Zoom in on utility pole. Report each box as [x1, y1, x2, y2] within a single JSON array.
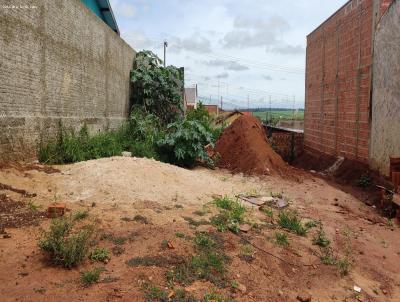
[[247, 94, 250, 112], [269, 95, 272, 124], [292, 95, 296, 120], [220, 96, 223, 112], [217, 79, 220, 102], [163, 41, 168, 67]]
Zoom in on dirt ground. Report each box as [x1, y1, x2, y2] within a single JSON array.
[[0, 157, 399, 302]]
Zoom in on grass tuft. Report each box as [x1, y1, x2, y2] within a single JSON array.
[[277, 210, 307, 236], [313, 227, 331, 248], [211, 196, 246, 233], [274, 232, 289, 247], [81, 268, 102, 286], [73, 210, 89, 221]]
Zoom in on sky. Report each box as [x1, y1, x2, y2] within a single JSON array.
[[110, 0, 348, 109]]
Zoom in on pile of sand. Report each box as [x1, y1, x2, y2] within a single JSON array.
[[215, 115, 289, 176], [0, 157, 259, 206]]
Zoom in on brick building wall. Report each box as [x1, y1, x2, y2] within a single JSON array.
[[304, 0, 378, 163], [370, 0, 400, 175], [0, 0, 136, 160]]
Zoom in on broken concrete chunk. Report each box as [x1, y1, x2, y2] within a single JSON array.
[[353, 285, 362, 293]]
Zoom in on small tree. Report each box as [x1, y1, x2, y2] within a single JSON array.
[[130, 50, 184, 124]]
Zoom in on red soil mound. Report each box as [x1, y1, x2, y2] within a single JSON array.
[[215, 115, 289, 176]]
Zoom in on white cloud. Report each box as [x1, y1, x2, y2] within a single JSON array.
[[169, 34, 212, 54], [110, 0, 137, 18], [202, 59, 249, 71], [123, 30, 154, 49], [215, 72, 229, 79]]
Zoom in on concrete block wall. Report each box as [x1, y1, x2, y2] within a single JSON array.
[[304, 0, 375, 163], [370, 0, 400, 175], [0, 0, 136, 160]]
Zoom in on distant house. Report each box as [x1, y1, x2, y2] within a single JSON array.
[[184, 87, 198, 111], [203, 105, 220, 115], [81, 0, 119, 34]]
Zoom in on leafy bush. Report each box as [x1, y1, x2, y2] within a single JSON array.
[[157, 119, 215, 168], [39, 218, 94, 268], [89, 247, 110, 263], [130, 50, 184, 124], [186, 103, 223, 141]]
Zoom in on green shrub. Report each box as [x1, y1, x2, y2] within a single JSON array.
[[278, 210, 307, 236], [89, 247, 109, 263], [39, 218, 94, 268], [186, 103, 224, 141], [130, 50, 184, 125], [157, 119, 215, 168], [81, 268, 102, 286]]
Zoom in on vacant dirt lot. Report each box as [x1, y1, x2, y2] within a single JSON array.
[[0, 157, 399, 302]]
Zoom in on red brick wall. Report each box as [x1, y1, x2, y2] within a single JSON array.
[[304, 0, 376, 163]]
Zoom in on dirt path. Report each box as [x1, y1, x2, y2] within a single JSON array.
[[0, 157, 399, 302]]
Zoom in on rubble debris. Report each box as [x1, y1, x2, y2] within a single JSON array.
[[239, 224, 252, 232], [325, 156, 345, 175], [215, 115, 290, 176], [353, 285, 362, 293], [0, 183, 36, 198], [237, 195, 266, 206], [47, 203, 66, 218], [0, 194, 46, 229]]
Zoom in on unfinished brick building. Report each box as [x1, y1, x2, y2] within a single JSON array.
[[304, 0, 399, 175]]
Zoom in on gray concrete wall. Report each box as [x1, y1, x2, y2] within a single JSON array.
[[370, 0, 400, 175], [0, 0, 136, 160]]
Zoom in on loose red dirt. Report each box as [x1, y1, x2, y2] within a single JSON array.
[[215, 115, 290, 176]]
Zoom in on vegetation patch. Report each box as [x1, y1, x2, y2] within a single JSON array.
[[182, 216, 210, 227], [73, 210, 89, 221], [274, 232, 289, 247], [39, 217, 94, 268], [313, 227, 331, 248], [142, 283, 230, 302], [211, 196, 246, 233], [133, 215, 150, 224], [100, 233, 128, 245], [81, 268, 103, 286], [277, 210, 307, 236], [89, 247, 110, 263], [167, 232, 229, 288], [239, 244, 255, 262], [126, 255, 185, 268]]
